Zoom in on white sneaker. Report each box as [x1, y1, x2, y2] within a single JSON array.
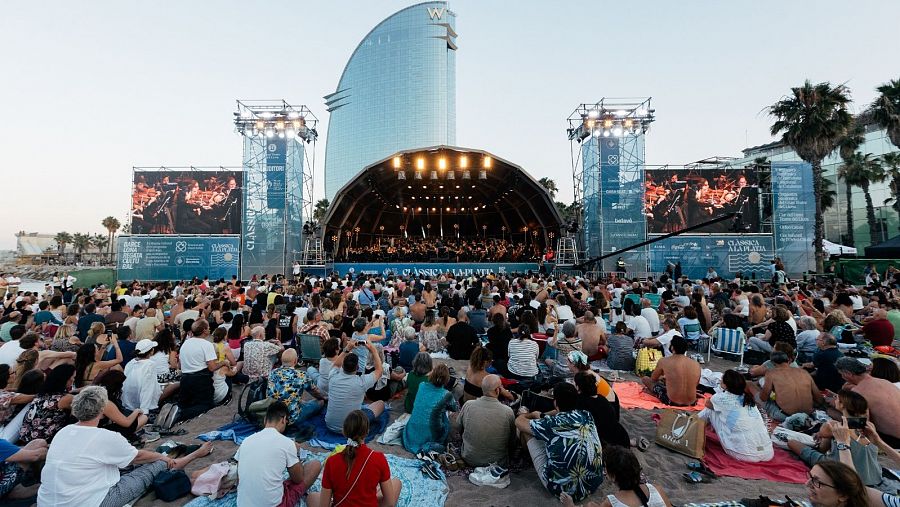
[[468, 463, 510, 489]]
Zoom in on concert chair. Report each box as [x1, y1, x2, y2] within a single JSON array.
[[298, 334, 322, 365], [707, 326, 747, 366]]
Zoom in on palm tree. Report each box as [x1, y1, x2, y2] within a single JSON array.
[[871, 78, 900, 149], [769, 80, 853, 273], [820, 177, 837, 213], [839, 152, 886, 245], [313, 199, 330, 223], [91, 234, 109, 263], [881, 152, 900, 229], [101, 216, 120, 260], [72, 233, 91, 262], [54, 232, 72, 261], [538, 177, 558, 200]]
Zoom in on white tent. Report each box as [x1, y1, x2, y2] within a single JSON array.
[[823, 239, 857, 256]]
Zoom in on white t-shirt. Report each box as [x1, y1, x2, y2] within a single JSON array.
[[37, 424, 138, 507], [235, 427, 300, 507], [174, 309, 200, 328], [627, 315, 653, 339], [122, 359, 161, 412], [641, 308, 660, 334], [0, 340, 26, 368], [150, 351, 171, 376], [655, 329, 682, 357], [555, 305, 575, 322], [123, 317, 140, 336], [849, 295, 864, 311], [180, 336, 216, 374]]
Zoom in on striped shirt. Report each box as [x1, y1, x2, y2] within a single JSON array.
[[507, 338, 539, 377]]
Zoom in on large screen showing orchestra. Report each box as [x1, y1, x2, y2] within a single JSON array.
[[131, 170, 243, 235], [644, 168, 760, 234]]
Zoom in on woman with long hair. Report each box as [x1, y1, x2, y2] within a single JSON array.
[[306, 410, 401, 507], [74, 335, 123, 388], [19, 363, 76, 443], [506, 324, 539, 381], [700, 369, 773, 462], [227, 313, 249, 359], [805, 461, 868, 507], [92, 369, 148, 440], [420, 311, 444, 353], [560, 445, 672, 507], [463, 347, 512, 403], [403, 363, 459, 454], [437, 306, 456, 336], [150, 327, 181, 384]]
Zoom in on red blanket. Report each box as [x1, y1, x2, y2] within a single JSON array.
[[703, 426, 808, 484], [615, 381, 709, 411]]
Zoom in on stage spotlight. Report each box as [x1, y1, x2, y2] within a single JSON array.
[[285, 128, 296, 138], [277, 131, 285, 139], [287, 111, 301, 119], [447, 171, 455, 180], [255, 120, 265, 130], [624, 119, 634, 129], [417, 207, 422, 212], [439, 185, 444, 189], [414, 171, 423, 180], [603, 118, 614, 129], [467, 196, 472, 199], [588, 109, 600, 119], [260, 112, 274, 119], [407, 185, 412, 189], [615, 109, 627, 117], [397, 171, 406, 180], [479, 170, 487, 180], [265, 128, 275, 138], [430, 171, 438, 180], [403, 207, 408, 211], [459, 155, 468, 168], [431, 207, 436, 212], [416, 157, 425, 170], [461, 171, 471, 180], [483, 156, 492, 169], [613, 127, 623, 137], [593, 129, 601, 137], [439, 196, 444, 199], [602, 130, 611, 137], [438, 157, 447, 170], [275, 120, 285, 130], [392, 156, 402, 168], [455, 185, 460, 189], [461, 207, 465, 211], [446, 207, 450, 212]]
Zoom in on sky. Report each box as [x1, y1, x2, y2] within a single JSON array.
[[2, 0, 898, 250]]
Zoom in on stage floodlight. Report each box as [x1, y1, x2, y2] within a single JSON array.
[[593, 129, 601, 137], [602, 129, 611, 137], [438, 157, 447, 170], [265, 128, 275, 138], [397, 171, 406, 180], [275, 120, 285, 130], [603, 118, 614, 129], [479, 170, 487, 180], [459, 155, 468, 168], [588, 109, 600, 119], [416, 157, 425, 170], [461, 170, 471, 180], [255, 120, 265, 130], [430, 171, 438, 180], [414, 171, 423, 180], [431, 207, 436, 212], [277, 131, 285, 139], [482, 156, 492, 169], [403, 207, 408, 211], [417, 207, 422, 212], [447, 171, 455, 180], [446, 207, 450, 212], [392, 156, 402, 169], [291, 119, 303, 130], [285, 128, 296, 138], [615, 109, 627, 117], [624, 118, 634, 129], [613, 127, 623, 137]]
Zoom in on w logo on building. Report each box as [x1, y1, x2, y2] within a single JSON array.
[[427, 6, 445, 20]]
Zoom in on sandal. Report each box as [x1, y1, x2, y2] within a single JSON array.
[[438, 453, 461, 471], [636, 437, 650, 452], [421, 461, 442, 480], [687, 461, 717, 478], [683, 471, 704, 484]]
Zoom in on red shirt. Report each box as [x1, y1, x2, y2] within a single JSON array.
[[863, 318, 895, 347], [322, 445, 390, 507]]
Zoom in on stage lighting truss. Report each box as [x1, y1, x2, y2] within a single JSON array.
[[234, 100, 319, 143], [566, 98, 655, 143], [392, 152, 491, 181]]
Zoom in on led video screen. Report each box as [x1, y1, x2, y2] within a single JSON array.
[[131, 170, 242, 235]]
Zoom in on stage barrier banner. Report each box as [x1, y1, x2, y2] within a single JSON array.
[[332, 263, 540, 277], [598, 137, 647, 272], [266, 137, 286, 209], [772, 162, 815, 275], [116, 236, 240, 281], [648, 235, 774, 280]]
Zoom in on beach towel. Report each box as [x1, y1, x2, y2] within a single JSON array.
[[197, 420, 260, 445], [703, 426, 808, 484], [615, 381, 710, 411], [306, 409, 390, 450], [184, 452, 447, 507], [378, 413, 409, 445]]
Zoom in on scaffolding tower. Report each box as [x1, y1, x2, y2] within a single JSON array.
[[567, 98, 655, 274], [234, 100, 318, 277]]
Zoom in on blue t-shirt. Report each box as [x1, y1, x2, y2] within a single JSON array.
[[0, 438, 20, 462], [33, 310, 61, 326], [103, 340, 136, 367]]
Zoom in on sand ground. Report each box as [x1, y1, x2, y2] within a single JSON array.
[[135, 355, 809, 506]]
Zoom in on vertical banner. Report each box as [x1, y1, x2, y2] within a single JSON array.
[[772, 161, 815, 276], [266, 137, 286, 209], [598, 137, 647, 272]]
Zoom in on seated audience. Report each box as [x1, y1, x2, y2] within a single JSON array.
[[235, 401, 321, 507], [805, 332, 844, 393], [458, 374, 516, 467], [74, 333, 123, 388], [516, 382, 604, 502], [759, 351, 823, 422], [804, 461, 869, 507], [325, 342, 384, 433], [485, 313, 513, 375], [315, 338, 340, 396], [606, 322, 636, 371], [404, 352, 432, 414], [403, 364, 459, 454], [640, 336, 701, 406], [19, 364, 76, 444], [37, 386, 211, 506], [546, 321, 582, 377], [445, 311, 479, 360], [178, 320, 227, 422], [856, 309, 895, 347], [307, 410, 401, 507], [869, 357, 899, 388], [700, 370, 773, 462], [0, 437, 46, 501], [241, 326, 283, 380], [574, 371, 630, 448], [507, 325, 540, 381], [93, 370, 148, 441], [560, 445, 673, 507], [267, 349, 325, 426], [463, 347, 513, 403], [122, 339, 168, 415], [837, 357, 900, 448], [794, 316, 821, 363]]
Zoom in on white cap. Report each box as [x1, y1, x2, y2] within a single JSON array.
[[135, 339, 158, 354]]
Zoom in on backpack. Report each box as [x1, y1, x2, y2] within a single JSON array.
[[237, 377, 269, 426], [153, 469, 192, 502]]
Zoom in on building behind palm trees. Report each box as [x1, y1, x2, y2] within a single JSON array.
[[729, 119, 897, 251]]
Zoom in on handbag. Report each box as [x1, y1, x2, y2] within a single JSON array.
[[655, 409, 706, 458], [153, 469, 192, 502], [635, 347, 661, 376]]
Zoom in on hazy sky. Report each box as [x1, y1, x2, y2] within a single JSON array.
[[2, 1, 897, 250]]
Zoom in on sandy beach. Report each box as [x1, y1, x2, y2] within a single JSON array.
[[134, 355, 811, 506]]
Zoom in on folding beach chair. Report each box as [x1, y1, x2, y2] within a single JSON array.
[[707, 327, 747, 366]]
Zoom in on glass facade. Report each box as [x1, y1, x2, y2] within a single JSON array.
[[734, 125, 898, 250], [323, 1, 457, 200]]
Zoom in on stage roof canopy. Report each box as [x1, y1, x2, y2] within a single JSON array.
[[323, 146, 563, 244]]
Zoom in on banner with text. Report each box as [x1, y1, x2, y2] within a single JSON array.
[[266, 137, 286, 209], [772, 161, 815, 275], [648, 235, 774, 280], [598, 137, 647, 272], [116, 236, 240, 281], [332, 263, 540, 278]]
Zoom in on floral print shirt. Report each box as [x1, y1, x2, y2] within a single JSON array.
[[530, 409, 604, 502]]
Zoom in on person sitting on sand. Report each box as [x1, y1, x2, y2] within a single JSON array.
[[403, 363, 459, 454], [458, 373, 515, 467], [236, 401, 321, 507], [577, 312, 607, 359], [560, 445, 672, 507], [37, 386, 213, 506], [324, 342, 384, 433], [574, 371, 631, 448], [267, 349, 325, 427], [640, 336, 701, 406], [516, 382, 604, 502], [836, 357, 900, 448], [758, 351, 823, 422], [700, 369, 773, 462], [0, 437, 47, 501]]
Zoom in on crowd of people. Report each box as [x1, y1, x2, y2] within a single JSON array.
[[338, 237, 540, 263], [0, 261, 898, 506]]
